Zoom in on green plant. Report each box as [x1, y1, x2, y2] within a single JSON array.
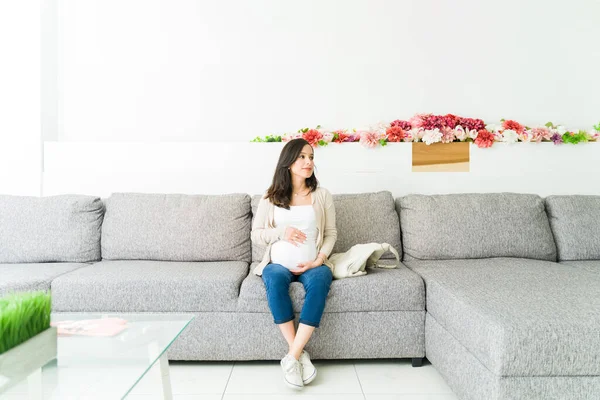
[[0, 291, 52, 354], [562, 130, 591, 145], [251, 134, 282, 142]]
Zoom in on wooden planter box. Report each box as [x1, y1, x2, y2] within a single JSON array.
[[0, 327, 57, 395], [412, 142, 470, 172]]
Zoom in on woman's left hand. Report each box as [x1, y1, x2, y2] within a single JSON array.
[[292, 257, 324, 275]]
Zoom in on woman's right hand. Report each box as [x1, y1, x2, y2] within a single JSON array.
[[284, 227, 306, 246]]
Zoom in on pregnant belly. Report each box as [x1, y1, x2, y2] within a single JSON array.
[[270, 240, 317, 270]]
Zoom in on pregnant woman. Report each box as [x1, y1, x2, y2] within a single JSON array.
[[251, 138, 337, 389]]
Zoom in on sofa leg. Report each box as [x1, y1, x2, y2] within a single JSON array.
[[411, 357, 424, 367]]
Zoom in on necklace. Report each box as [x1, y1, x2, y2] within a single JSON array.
[[293, 189, 310, 197]]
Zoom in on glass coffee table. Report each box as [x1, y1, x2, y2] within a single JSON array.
[[1, 313, 193, 400]]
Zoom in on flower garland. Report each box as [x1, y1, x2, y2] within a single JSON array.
[[251, 114, 600, 149]]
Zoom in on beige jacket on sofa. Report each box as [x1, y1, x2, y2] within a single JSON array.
[[251, 187, 338, 276]]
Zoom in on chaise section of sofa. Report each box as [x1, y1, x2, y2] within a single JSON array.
[[240, 191, 426, 360], [0, 194, 104, 296], [397, 193, 600, 400]]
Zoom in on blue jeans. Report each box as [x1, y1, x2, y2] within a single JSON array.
[[262, 263, 333, 328]]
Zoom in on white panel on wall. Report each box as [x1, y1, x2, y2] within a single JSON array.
[[56, 0, 600, 142], [43, 142, 600, 198], [0, 144, 42, 196], [0, 2, 41, 144], [0, 3, 42, 196]]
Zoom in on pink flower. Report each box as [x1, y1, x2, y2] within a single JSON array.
[[390, 120, 412, 130], [460, 117, 486, 131], [409, 114, 428, 129], [502, 120, 525, 134], [386, 126, 406, 142], [530, 127, 551, 142], [302, 129, 323, 147], [441, 127, 455, 143], [282, 132, 301, 142], [359, 130, 383, 148], [474, 129, 495, 148]]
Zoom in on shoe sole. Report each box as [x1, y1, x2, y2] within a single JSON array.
[[303, 369, 317, 385], [284, 378, 304, 390]]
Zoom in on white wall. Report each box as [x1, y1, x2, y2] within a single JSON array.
[[43, 142, 600, 198], [55, 0, 600, 142], [0, 2, 42, 196], [2, 1, 600, 196]]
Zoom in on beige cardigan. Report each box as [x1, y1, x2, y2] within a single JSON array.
[[251, 187, 337, 276]]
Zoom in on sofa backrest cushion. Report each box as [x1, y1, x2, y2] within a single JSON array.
[[545, 195, 600, 261], [251, 191, 402, 262], [0, 195, 104, 263], [397, 193, 557, 261], [101, 193, 251, 262]]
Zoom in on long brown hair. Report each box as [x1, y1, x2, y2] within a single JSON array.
[[265, 138, 318, 209]]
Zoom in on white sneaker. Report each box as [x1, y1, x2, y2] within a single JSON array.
[[281, 354, 304, 390], [299, 350, 317, 384]]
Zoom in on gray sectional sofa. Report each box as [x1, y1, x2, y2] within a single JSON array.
[[1, 191, 599, 400]]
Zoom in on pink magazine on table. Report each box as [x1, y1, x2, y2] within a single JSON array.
[[51, 318, 128, 337]]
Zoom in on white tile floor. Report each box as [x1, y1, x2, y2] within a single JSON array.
[[2, 359, 459, 400]]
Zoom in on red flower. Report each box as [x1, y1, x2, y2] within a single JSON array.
[[302, 129, 323, 147], [390, 120, 412, 130], [460, 117, 486, 131], [502, 119, 525, 134], [333, 131, 350, 143], [421, 114, 446, 130], [474, 129, 495, 148], [442, 114, 460, 129], [386, 126, 406, 142]]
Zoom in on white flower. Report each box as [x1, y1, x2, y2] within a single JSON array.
[[454, 125, 467, 141], [502, 129, 518, 143], [518, 130, 532, 142], [556, 125, 567, 135], [485, 124, 502, 133], [321, 131, 334, 143], [468, 129, 479, 140], [370, 121, 390, 135], [409, 128, 425, 141], [422, 128, 442, 145]]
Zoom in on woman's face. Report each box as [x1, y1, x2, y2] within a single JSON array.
[[289, 144, 314, 180]]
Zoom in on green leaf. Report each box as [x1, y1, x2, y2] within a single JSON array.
[[545, 121, 554, 128], [500, 118, 506, 122], [379, 138, 387, 147], [316, 125, 321, 129], [0, 291, 52, 354], [594, 122, 600, 131], [318, 140, 328, 147]]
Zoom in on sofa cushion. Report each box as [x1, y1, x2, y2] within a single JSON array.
[[101, 193, 251, 262], [0, 263, 88, 297], [404, 258, 600, 376], [238, 262, 424, 313], [397, 193, 557, 261], [545, 195, 600, 261], [0, 195, 103, 263], [560, 260, 600, 276], [252, 191, 402, 262], [51, 260, 249, 312]]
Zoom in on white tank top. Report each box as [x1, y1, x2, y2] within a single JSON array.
[[270, 205, 318, 270]]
